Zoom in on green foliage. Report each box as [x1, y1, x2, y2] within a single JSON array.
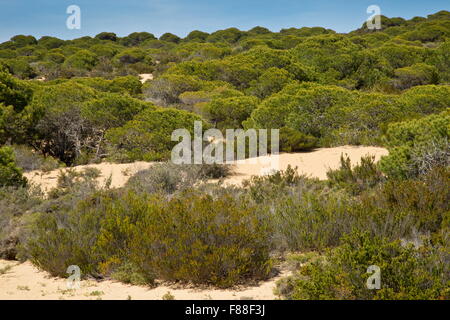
[[327, 155, 385, 195], [380, 110, 449, 179], [144, 73, 204, 106], [204, 96, 259, 129], [0, 68, 33, 111], [64, 50, 98, 71], [25, 189, 273, 288], [82, 94, 151, 130], [392, 63, 439, 90], [10, 35, 37, 47], [159, 33, 181, 43], [0, 146, 27, 187], [98, 191, 273, 287], [23, 82, 99, 164], [278, 231, 449, 300], [106, 107, 206, 162], [249, 67, 293, 98], [185, 30, 210, 42], [95, 32, 118, 42], [0, 186, 42, 259], [120, 32, 156, 47], [376, 167, 449, 233], [279, 127, 317, 152]]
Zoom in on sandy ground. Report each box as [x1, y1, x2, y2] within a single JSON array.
[[24, 161, 153, 194], [138, 73, 153, 83], [0, 260, 286, 300], [24, 146, 388, 193], [225, 145, 389, 184]]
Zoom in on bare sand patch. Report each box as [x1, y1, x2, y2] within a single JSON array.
[[225, 145, 388, 185], [24, 162, 154, 194], [138, 73, 153, 83], [0, 260, 286, 300]]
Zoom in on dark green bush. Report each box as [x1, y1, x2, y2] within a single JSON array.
[[105, 107, 206, 162], [279, 127, 317, 152], [0, 146, 27, 187]]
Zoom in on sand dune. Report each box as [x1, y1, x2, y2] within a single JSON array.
[[24, 161, 153, 194], [226, 145, 389, 184], [24, 146, 388, 193]]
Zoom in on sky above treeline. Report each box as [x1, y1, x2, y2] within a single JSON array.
[[0, 0, 449, 42]]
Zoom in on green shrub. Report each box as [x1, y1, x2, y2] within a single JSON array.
[[23, 189, 114, 277], [279, 127, 317, 152], [380, 110, 449, 179], [375, 166, 449, 233], [326, 154, 385, 195], [127, 192, 273, 287], [12, 144, 61, 172], [276, 231, 449, 300], [24, 187, 273, 288], [110, 261, 151, 286], [0, 186, 42, 259], [125, 162, 206, 195], [105, 107, 207, 162], [392, 63, 439, 90], [125, 162, 230, 195], [0, 146, 27, 187]]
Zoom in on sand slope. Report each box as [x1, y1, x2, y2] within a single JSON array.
[[0, 260, 286, 300], [24, 146, 388, 192], [24, 161, 153, 194], [226, 145, 389, 184]]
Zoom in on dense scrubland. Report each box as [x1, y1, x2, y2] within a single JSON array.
[[0, 11, 449, 299]]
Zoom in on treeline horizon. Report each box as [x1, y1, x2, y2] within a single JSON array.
[[2, 10, 449, 45]]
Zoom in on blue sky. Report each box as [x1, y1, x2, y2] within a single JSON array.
[[0, 0, 448, 42]]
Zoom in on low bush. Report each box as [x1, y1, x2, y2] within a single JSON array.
[[0, 186, 42, 259], [279, 127, 317, 152], [374, 166, 450, 233], [24, 189, 273, 288], [276, 231, 449, 300], [125, 162, 231, 195], [98, 191, 273, 288], [326, 154, 385, 195], [23, 189, 114, 277]]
